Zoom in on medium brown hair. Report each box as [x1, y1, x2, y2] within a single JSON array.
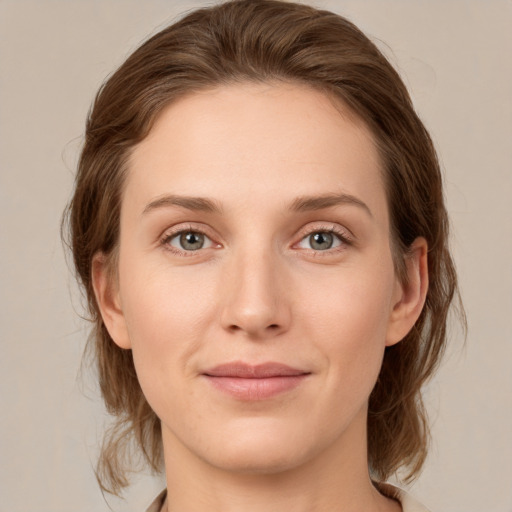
[[64, 0, 464, 495]]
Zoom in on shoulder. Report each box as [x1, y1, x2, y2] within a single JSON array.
[[146, 485, 431, 512], [145, 489, 167, 512], [377, 482, 432, 512]]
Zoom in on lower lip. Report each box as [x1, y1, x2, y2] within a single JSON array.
[[203, 375, 309, 400]]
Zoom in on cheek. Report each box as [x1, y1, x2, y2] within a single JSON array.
[[118, 261, 219, 406], [300, 257, 395, 333], [298, 261, 395, 384], [121, 252, 218, 335]]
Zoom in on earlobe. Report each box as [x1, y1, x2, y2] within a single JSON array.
[[91, 252, 132, 350], [386, 237, 429, 347]]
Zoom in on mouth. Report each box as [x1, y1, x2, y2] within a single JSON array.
[[202, 361, 311, 400]]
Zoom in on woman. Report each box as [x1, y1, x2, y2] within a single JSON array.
[[64, 1, 463, 510]]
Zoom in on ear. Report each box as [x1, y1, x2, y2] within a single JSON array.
[[91, 252, 132, 349], [386, 237, 429, 347]]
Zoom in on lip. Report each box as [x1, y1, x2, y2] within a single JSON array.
[[202, 361, 311, 400]]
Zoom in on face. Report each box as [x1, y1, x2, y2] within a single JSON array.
[[94, 82, 426, 476]]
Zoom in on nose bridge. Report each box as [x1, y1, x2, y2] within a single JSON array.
[[220, 238, 290, 337]]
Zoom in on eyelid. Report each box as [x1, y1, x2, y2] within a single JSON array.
[[292, 223, 354, 251], [160, 223, 222, 255], [158, 221, 354, 256]]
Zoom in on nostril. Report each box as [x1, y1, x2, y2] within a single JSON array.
[[227, 323, 280, 333]]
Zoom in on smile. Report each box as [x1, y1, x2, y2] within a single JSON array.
[[202, 362, 311, 400]]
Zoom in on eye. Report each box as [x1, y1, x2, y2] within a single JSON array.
[[297, 230, 344, 251], [165, 230, 214, 252]]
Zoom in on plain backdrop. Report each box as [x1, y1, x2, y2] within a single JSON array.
[[1, 1, 511, 511]]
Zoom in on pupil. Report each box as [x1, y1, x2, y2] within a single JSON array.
[[310, 232, 333, 250], [180, 232, 204, 250]]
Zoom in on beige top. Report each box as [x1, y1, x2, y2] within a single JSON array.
[[145, 484, 430, 512], [378, 483, 431, 512]]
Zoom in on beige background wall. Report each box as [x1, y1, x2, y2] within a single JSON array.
[[1, 1, 510, 511]]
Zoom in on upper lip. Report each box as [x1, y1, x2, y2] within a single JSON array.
[[203, 361, 309, 378]]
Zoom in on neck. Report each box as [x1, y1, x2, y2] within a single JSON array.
[[160, 408, 400, 512]]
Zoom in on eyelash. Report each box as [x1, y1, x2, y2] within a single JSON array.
[[160, 224, 217, 257], [295, 225, 353, 254], [159, 224, 353, 256]]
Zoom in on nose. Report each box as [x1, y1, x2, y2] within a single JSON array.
[[220, 248, 291, 339]]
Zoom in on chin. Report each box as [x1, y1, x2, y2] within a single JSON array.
[[209, 446, 307, 476], [195, 422, 320, 475]]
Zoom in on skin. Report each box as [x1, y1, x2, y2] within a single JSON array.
[[93, 82, 428, 512]]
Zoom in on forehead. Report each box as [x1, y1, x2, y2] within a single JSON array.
[[125, 81, 387, 222]]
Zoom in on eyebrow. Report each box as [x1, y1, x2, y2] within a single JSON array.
[[142, 192, 372, 217], [142, 194, 223, 215], [289, 193, 373, 217]]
